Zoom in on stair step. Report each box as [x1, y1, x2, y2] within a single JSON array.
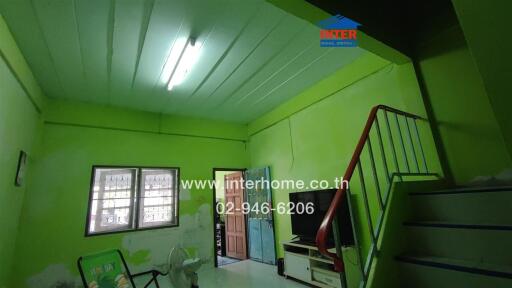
[[410, 186, 512, 195], [396, 254, 512, 278], [404, 222, 512, 266], [396, 254, 512, 288], [404, 221, 512, 231], [391, 185, 512, 287], [408, 189, 512, 224]]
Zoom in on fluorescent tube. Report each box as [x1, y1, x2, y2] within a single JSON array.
[[161, 37, 200, 91]]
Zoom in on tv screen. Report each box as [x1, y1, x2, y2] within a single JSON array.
[[289, 189, 354, 247]]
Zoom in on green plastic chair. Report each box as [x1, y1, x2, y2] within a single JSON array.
[[77, 249, 166, 288]]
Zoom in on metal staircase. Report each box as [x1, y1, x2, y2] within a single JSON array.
[[315, 105, 512, 287], [315, 105, 440, 287]]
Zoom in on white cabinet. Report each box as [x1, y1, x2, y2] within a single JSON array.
[[284, 252, 311, 282], [312, 267, 342, 288], [283, 241, 344, 288]]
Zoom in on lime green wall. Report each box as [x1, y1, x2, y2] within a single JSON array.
[[0, 15, 45, 112], [9, 101, 248, 287], [248, 51, 441, 287], [0, 15, 44, 288], [0, 46, 42, 288], [451, 0, 512, 157], [416, 24, 512, 183], [214, 170, 233, 201], [44, 99, 248, 142]]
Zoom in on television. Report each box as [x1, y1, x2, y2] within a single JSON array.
[[289, 189, 354, 247]]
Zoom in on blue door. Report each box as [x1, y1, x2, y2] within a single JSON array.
[[248, 218, 262, 260], [246, 167, 276, 265]]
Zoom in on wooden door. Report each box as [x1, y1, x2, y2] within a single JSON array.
[[224, 171, 247, 259]]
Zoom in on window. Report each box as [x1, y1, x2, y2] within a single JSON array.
[[86, 166, 179, 236], [88, 168, 136, 233], [138, 169, 178, 228]]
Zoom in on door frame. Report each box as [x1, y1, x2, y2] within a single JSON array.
[[212, 168, 247, 268]]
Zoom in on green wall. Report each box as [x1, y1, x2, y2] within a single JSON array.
[[0, 46, 42, 288], [0, 15, 45, 112], [0, 15, 44, 288], [44, 99, 247, 142], [415, 24, 512, 183], [451, 0, 512, 157], [248, 51, 441, 288], [9, 101, 248, 287]]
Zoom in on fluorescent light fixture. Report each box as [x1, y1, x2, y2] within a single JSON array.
[[161, 37, 200, 91], [161, 37, 187, 84]]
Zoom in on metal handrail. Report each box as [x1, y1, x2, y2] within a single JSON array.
[[315, 105, 433, 277]]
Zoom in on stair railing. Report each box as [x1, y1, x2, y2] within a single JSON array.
[[316, 105, 440, 287]]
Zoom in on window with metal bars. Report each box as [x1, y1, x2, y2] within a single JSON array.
[[86, 166, 179, 236]]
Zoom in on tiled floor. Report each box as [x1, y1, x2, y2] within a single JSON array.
[[134, 260, 308, 288], [217, 255, 240, 266], [199, 260, 308, 288]]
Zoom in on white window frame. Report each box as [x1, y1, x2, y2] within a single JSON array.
[[85, 166, 180, 236]]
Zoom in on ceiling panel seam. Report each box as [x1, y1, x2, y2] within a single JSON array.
[[200, 14, 288, 110], [29, 0, 65, 99], [130, 0, 155, 90], [72, 0, 86, 83], [184, 4, 263, 102], [235, 41, 316, 105], [215, 21, 308, 109], [248, 62, 393, 136], [106, 0, 116, 103], [251, 52, 342, 115], [252, 47, 334, 107]]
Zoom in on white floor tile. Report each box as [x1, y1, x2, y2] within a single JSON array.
[[135, 260, 308, 288], [199, 260, 308, 288]]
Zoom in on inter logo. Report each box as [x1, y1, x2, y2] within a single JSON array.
[[318, 14, 361, 47]]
